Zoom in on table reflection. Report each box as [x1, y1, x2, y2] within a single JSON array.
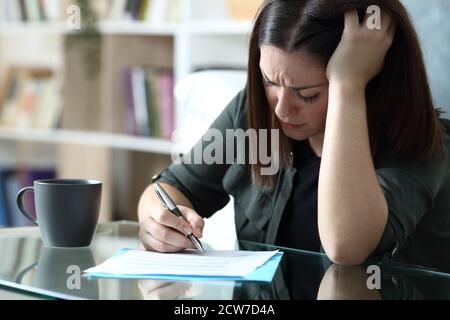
[[317, 265, 381, 300], [138, 280, 202, 300], [16, 246, 99, 300], [2, 222, 450, 300], [231, 240, 450, 300]]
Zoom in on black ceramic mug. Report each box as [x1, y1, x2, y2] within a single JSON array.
[[16, 247, 100, 300], [16, 179, 102, 248]]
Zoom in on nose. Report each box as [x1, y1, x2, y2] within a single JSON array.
[[274, 87, 297, 122]]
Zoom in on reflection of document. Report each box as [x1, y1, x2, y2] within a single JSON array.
[[84, 249, 280, 279]]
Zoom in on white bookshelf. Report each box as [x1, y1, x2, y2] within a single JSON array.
[[97, 21, 179, 36], [186, 21, 253, 35], [0, 22, 178, 36], [0, 21, 253, 36], [0, 22, 67, 35], [0, 127, 174, 155], [0, 18, 251, 141], [0, 0, 254, 224]]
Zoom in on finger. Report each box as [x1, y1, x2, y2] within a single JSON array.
[[138, 280, 167, 293], [141, 228, 187, 253], [344, 10, 360, 31], [183, 207, 205, 238], [145, 281, 174, 295], [148, 219, 195, 249], [139, 225, 156, 251], [146, 282, 189, 300], [139, 281, 174, 300], [153, 208, 193, 236]]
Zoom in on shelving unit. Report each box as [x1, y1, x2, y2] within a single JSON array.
[[0, 0, 255, 224], [0, 21, 253, 36], [0, 22, 68, 35], [98, 21, 179, 35], [0, 127, 174, 154]]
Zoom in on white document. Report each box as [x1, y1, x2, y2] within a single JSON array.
[[84, 249, 279, 277]]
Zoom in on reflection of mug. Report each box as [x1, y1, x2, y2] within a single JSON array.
[[16, 179, 102, 248], [17, 247, 99, 300]]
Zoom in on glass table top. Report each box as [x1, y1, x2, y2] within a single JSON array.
[[1, 221, 450, 300]]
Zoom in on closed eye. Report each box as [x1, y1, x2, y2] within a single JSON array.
[[261, 69, 321, 103], [295, 92, 320, 104], [262, 72, 276, 87]]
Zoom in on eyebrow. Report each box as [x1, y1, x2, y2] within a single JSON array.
[[260, 68, 327, 91]]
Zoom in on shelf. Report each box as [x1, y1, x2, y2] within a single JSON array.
[[0, 127, 174, 155], [186, 21, 253, 35], [0, 21, 178, 36], [0, 22, 67, 35], [0, 21, 253, 36], [97, 21, 178, 36]]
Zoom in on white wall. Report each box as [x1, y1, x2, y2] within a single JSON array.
[[402, 0, 450, 116]]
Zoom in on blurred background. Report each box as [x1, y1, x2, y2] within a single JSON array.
[[0, 0, 448, 241]]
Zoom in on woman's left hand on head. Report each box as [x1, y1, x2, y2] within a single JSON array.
[[326, 9, 396, 89]]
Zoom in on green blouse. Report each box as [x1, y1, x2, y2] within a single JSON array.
[[154, 89, 450, 272]]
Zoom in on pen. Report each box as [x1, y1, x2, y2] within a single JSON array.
[[153, 182, 205, 252]]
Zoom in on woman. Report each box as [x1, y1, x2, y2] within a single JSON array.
[[138, 0, 450, 269]]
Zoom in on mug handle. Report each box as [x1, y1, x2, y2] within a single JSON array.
[[15, 262, 38, 284], [16, 187, 38, 226]]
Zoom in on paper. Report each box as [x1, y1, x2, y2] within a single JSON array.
[[84, 249, 283, 282]]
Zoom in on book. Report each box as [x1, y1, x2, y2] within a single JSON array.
[[121, 67, 175, 138], [121, 69, 138, 135], [16, 78, 38, 129], [156, 71, 175, 140], [19, 168, 56, 225], [0, 67, 62, 130], [1, 0, 21, 22], [146, 0, 169, 24], [25, 0, 41, 22], [167, 0, 182, 24], [124, 0, 141, 21], [109, 0, 128, 21], [18, 0, 28, 21], [0, 0, 65, 22], [43, 0, 62, 21], [147, 70, 161, 137], [102, 0, 182, 23], [38, 0, 47, 21], [0, 168, 55, 228], [0, 169, 12, 228], [33, 77, 63, 129], [4, 172, 30, 227], [138, 0, 150, 21], [131, 67, 150, 136]]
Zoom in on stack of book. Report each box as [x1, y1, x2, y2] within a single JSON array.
[[122, 67, 175, 139], [0, 167, 55, 228], [0, 0, 182, 24], [0, 0, 69, 23], [108, 0, 182, 23], [0, 68, 63, 130]]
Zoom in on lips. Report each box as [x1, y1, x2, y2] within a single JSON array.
[[280, 120, 305, 128]]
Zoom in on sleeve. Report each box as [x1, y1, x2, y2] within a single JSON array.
[[153, 88, 248, 219], [371, 147, 449, 258]]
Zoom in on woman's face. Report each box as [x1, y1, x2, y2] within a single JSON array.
[[260, 45, 329, 141]]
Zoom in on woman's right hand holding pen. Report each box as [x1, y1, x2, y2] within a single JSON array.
[[138, 185, 204, 253]]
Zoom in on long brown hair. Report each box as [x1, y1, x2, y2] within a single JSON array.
[[248, 0, 444, 189]]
